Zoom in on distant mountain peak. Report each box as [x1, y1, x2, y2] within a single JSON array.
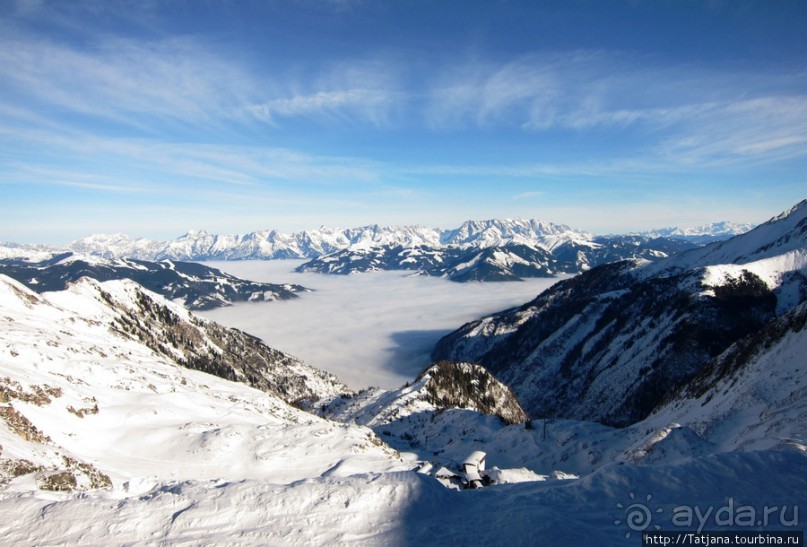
[[181, 228, 210, 237], [636, 221, 754, 240], [58, 217, 592, 262], [643, 199, 807, 278]]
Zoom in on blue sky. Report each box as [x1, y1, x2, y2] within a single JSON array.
[[1, 0, 806, 244]]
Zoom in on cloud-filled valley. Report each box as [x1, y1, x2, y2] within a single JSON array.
[[200, 260, 560, 389]]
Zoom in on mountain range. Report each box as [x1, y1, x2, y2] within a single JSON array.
[[61, 218, 753, 262], [3, 217, 753, 283], [296, 235, 702, 281], [63, 219, 598, 260], [1, 203, 804, 545], [634, 220, 755, 243], [0, 252, 308, 310]]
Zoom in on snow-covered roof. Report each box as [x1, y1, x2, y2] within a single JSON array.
[[462, 451, 487, 467]]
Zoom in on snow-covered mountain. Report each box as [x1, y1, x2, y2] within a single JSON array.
[[638, 220, 754, 243], [62, 216, 737, 264], [0, 272, 410, 506], [433, 200, 807, 426], [643, 199, 807, 279], [439, 218, 587, 248], [298, 235, 700, 281], [0, 271, 598, 543], [0, 251, 308, 310], [68, 224, 447, 261], [0, 275, 346, 405], [66, 219, 585, 261], [0, 216, 749, 283], [2, 205, 804, 545], [296, 243, 561, 281]]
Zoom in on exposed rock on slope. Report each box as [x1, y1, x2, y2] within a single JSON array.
[[0, 274, 400, 493], [322, 361, 528, 428], [70, 277, 348, 403], [2, 274, 346, 405], [433, 200, 807, 427], [417, 361, 529, 425], [320, 360, 529, 472], [648, 299, 807, 451]]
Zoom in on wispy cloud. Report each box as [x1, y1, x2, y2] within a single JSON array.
[[1, 124, 384, 196], [3, 19, 804, 168], [513, 191, 545, 200], [1, 2, 804, 245], [402, 157, 677, 181], [247, 88, 397, 126], [655, 96, 807, 166], [0, 33, 257, 130], [1, 165, 148, 193], [426, 52, 618, 130], [245, 58, 405, 127], [425, 52, 807, 167], [0, 23, 409, 134]]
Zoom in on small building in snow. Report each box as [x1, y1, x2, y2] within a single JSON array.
[[461, 451, 487, 489]]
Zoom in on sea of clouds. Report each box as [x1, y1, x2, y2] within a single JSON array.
[[200, 260, 561, 390]]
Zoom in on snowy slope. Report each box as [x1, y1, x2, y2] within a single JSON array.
[[0, 275, 404, 493], [1, 448, 805, 546], [318, 360, 753, 480], [643, 199, 807, 277], [433, 200, 807, 426], [648, 300, 807, 452], [4, 274, 347, 404], [2, 272, 806, 544]]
